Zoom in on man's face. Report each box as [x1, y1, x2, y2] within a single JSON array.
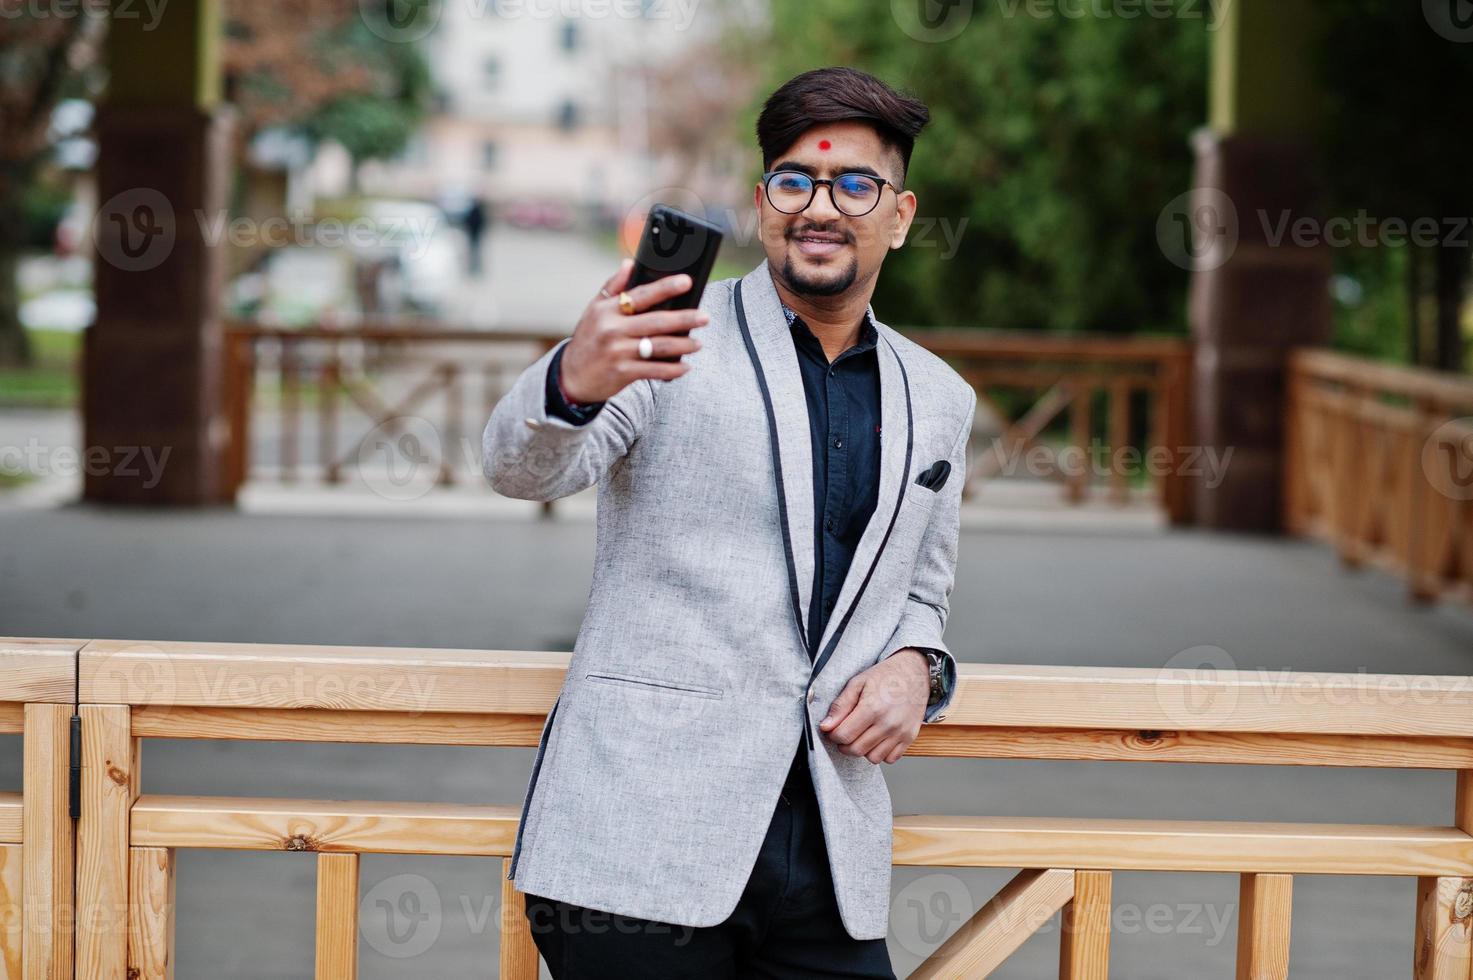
[[754, 120, 918, 300]]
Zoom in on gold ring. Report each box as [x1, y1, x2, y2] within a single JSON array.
[[617, 291, 637, 316]]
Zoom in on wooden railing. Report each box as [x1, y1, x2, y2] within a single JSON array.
[[222, 323, 1194, 521], [222, 323, 566, 503], [1285, 349, 1473, 604], [6, 637, 1473, 975], [0, 638, 84, 980], [904, 330, 1193, 523]]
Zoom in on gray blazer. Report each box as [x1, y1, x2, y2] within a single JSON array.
[[482, 260, 977, 940]]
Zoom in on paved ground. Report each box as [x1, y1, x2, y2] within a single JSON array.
[[2, 503, 1471, 978]]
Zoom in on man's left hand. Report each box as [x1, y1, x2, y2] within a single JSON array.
[[817, 648, 929, 764]]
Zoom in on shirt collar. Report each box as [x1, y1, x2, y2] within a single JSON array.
[[781, 302, 879, 355]]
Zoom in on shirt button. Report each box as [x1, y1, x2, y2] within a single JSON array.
[[833, 437, 843, 449], [825, 518, 834, 532], [524, 417, 542, 430]]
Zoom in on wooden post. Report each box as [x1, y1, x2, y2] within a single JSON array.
[[1234, 873, 1292, 980], [321, 358, 341, 485], [314, 853, 359, 979], [128, 847, 175, 980], [1067, 382, 1093, 505], [1059, 869, 1110, 979], [23, 703, 75, 980], [1108, 378, 1130, 506], [1413, 876, 1473, 980], [500, 859, 539, 980], [76, 705, 138, 980], [1, 843, 21, 978]]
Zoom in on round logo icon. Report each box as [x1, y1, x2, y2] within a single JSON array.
[[618, 186, 718, 261], [891, 0, 974, 43], [361, 873, 441, 959], [889, 872, 972, 958], [359, 0, 443, 43], [1424, 0, 1473, 42], [1422, 418, 1473, 502], [91, 642, 178, 720], [356, 416, 443, 502], [93, 188, 176, 273], [1157, 188, 1239, 272], [1154, 645, 1239, 729]]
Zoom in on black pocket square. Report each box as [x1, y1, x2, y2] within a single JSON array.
[[915, 459, 950, 492]]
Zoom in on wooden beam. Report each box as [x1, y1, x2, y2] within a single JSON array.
[[0, 639, 83, 704], [892, 816, 1473, 876], [908, 725, 1473, 770], [131, 796, 520, 857], [130, 705, 545, 747], [77, 638, 1473, 737], [909, 868, 1073, 979]]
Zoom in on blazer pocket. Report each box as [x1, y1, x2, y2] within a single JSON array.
[[584, 670, 724, 699]]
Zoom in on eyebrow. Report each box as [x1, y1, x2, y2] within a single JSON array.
[[770, 160, 886, 180]]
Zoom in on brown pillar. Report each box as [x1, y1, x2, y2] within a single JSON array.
[[1188, 132, 1331, 531], [83, 0, 233, 505], [1187, 0, 1330, 532]]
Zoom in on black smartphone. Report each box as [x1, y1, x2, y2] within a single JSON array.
[[625, 204, 723, 361]]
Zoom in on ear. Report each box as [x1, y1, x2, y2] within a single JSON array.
[[753, 181, 764, 212], [890, 188, 918, 250]]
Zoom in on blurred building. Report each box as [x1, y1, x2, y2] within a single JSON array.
[[358, 3, 742, 224]]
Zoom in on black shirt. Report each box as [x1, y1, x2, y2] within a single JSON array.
[[544, 308, 884, 663], [781, 306, 881, 661]]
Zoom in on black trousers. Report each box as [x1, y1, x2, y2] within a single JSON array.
[[522, 740, 895, 979]]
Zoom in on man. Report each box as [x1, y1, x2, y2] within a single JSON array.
[[482, 66, 976, 979]]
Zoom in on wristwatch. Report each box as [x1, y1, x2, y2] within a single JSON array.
[[921, 649, 948, 707]]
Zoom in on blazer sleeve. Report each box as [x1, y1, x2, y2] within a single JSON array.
[[482, 337, 656, 501], [876, 387, 977, 723]]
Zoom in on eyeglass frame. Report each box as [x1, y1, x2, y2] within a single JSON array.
[[760, 169, 901, 218]]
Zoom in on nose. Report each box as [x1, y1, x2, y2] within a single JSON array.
[[806, 181, 842, 221]]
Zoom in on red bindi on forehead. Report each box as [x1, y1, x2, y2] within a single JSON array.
[[817, 140, 832, 151]]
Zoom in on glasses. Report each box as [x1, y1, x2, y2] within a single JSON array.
[[761, 170, 898, 218]]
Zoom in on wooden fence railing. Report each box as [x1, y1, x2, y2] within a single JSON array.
[[0, 639, 84, 980], [6, 637, 1473, 976], [223, 323, 1194, 522], [1285, 349, 1473, 605], [903, 330, 1193, 523]]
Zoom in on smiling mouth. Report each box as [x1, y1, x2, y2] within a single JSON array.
[[791, 232, 848, 258]]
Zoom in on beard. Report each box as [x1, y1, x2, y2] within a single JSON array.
[[780, 252, 860, 298]]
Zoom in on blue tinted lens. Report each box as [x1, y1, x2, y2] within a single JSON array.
[[835, 174, 877, 196], [771, 172, 812, 193]]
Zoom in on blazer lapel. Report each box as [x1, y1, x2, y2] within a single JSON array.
[[733, 261, 916, 679], [734, 262, 816, 657]]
